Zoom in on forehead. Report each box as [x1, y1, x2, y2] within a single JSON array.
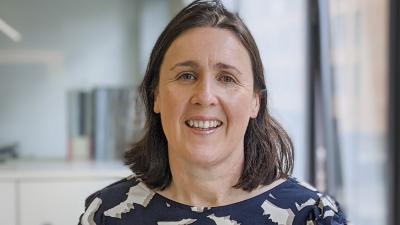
[[162, 27, 252, 71]]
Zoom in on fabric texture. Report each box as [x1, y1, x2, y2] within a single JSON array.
[[78, 176, 347, 225]]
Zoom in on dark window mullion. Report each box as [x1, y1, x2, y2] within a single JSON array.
[[388, 0, 400, 224]]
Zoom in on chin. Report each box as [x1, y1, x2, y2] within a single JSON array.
[[184, 147, 230, 166]]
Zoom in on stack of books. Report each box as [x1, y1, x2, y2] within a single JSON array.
[[67, 87, 143, 161]]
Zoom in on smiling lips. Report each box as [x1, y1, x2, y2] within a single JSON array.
[[185, 119, 223, 130]]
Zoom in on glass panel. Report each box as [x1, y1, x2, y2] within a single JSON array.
[[239, 0, 309, 180], [329, 0, 389, 224]]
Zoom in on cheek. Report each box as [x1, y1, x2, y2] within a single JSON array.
[[224, 93, 254, 126], [158, 87, 187, 125]]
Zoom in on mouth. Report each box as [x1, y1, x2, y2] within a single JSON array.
[[184, 119, 223, 130]]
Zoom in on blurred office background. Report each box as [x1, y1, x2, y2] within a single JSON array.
[[0, 0, 397, 225]]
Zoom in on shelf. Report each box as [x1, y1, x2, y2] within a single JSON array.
[[0, 159, 132, 180]]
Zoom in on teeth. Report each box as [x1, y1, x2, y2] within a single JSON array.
[[186, 120, 221, 129]]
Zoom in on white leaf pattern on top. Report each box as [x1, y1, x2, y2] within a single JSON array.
[[295, 198, 316, 211], [157, 219, 197, 225], [306, 220, 315, 225], [323, 210, 335, 218], [261, 199, 295, 225], [207, 214, 240, 225], [191, 206, 204, 212], [269, 193, 276, 199], [319, 195, 338, 213], [104, 182, 155, 219], [81, 197, 102, 225], [191, 206, 211, 213]]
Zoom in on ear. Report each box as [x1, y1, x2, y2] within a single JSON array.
[[250, 92, 260, 118], [153, 88, 160, 114]]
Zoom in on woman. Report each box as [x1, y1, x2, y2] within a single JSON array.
[[79, 0, 347, 224]]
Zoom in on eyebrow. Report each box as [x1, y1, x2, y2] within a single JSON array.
[[169, 60, 199, 71], [170, 60, 242, 75], [214, 62, 242, 75]]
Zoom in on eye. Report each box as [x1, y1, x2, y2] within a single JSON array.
[[218, 74, 236, 83], [177, 72, 196, 81]]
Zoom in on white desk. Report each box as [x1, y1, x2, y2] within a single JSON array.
[[0, 159, 131, 225]]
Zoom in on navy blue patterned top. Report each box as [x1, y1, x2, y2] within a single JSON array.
[[79, 176, 347, 225]]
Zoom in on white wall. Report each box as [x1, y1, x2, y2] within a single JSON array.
[[0, 0, 141, 158]]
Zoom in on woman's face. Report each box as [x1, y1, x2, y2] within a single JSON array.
[[154, 27, 260, 167]]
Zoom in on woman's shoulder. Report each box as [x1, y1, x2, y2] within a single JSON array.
[[272, 177, 322, 199], [79, 174, 156, 224], [84, 175, 142, 204], [266, 176, 348, 225]]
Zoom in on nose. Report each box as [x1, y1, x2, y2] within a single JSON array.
[[190, 76, 218, 106]]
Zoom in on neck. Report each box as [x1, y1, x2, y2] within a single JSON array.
[[160, 150, 247, 207]]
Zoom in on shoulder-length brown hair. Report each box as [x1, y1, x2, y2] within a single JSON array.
[[125, 0, 294, 191]]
